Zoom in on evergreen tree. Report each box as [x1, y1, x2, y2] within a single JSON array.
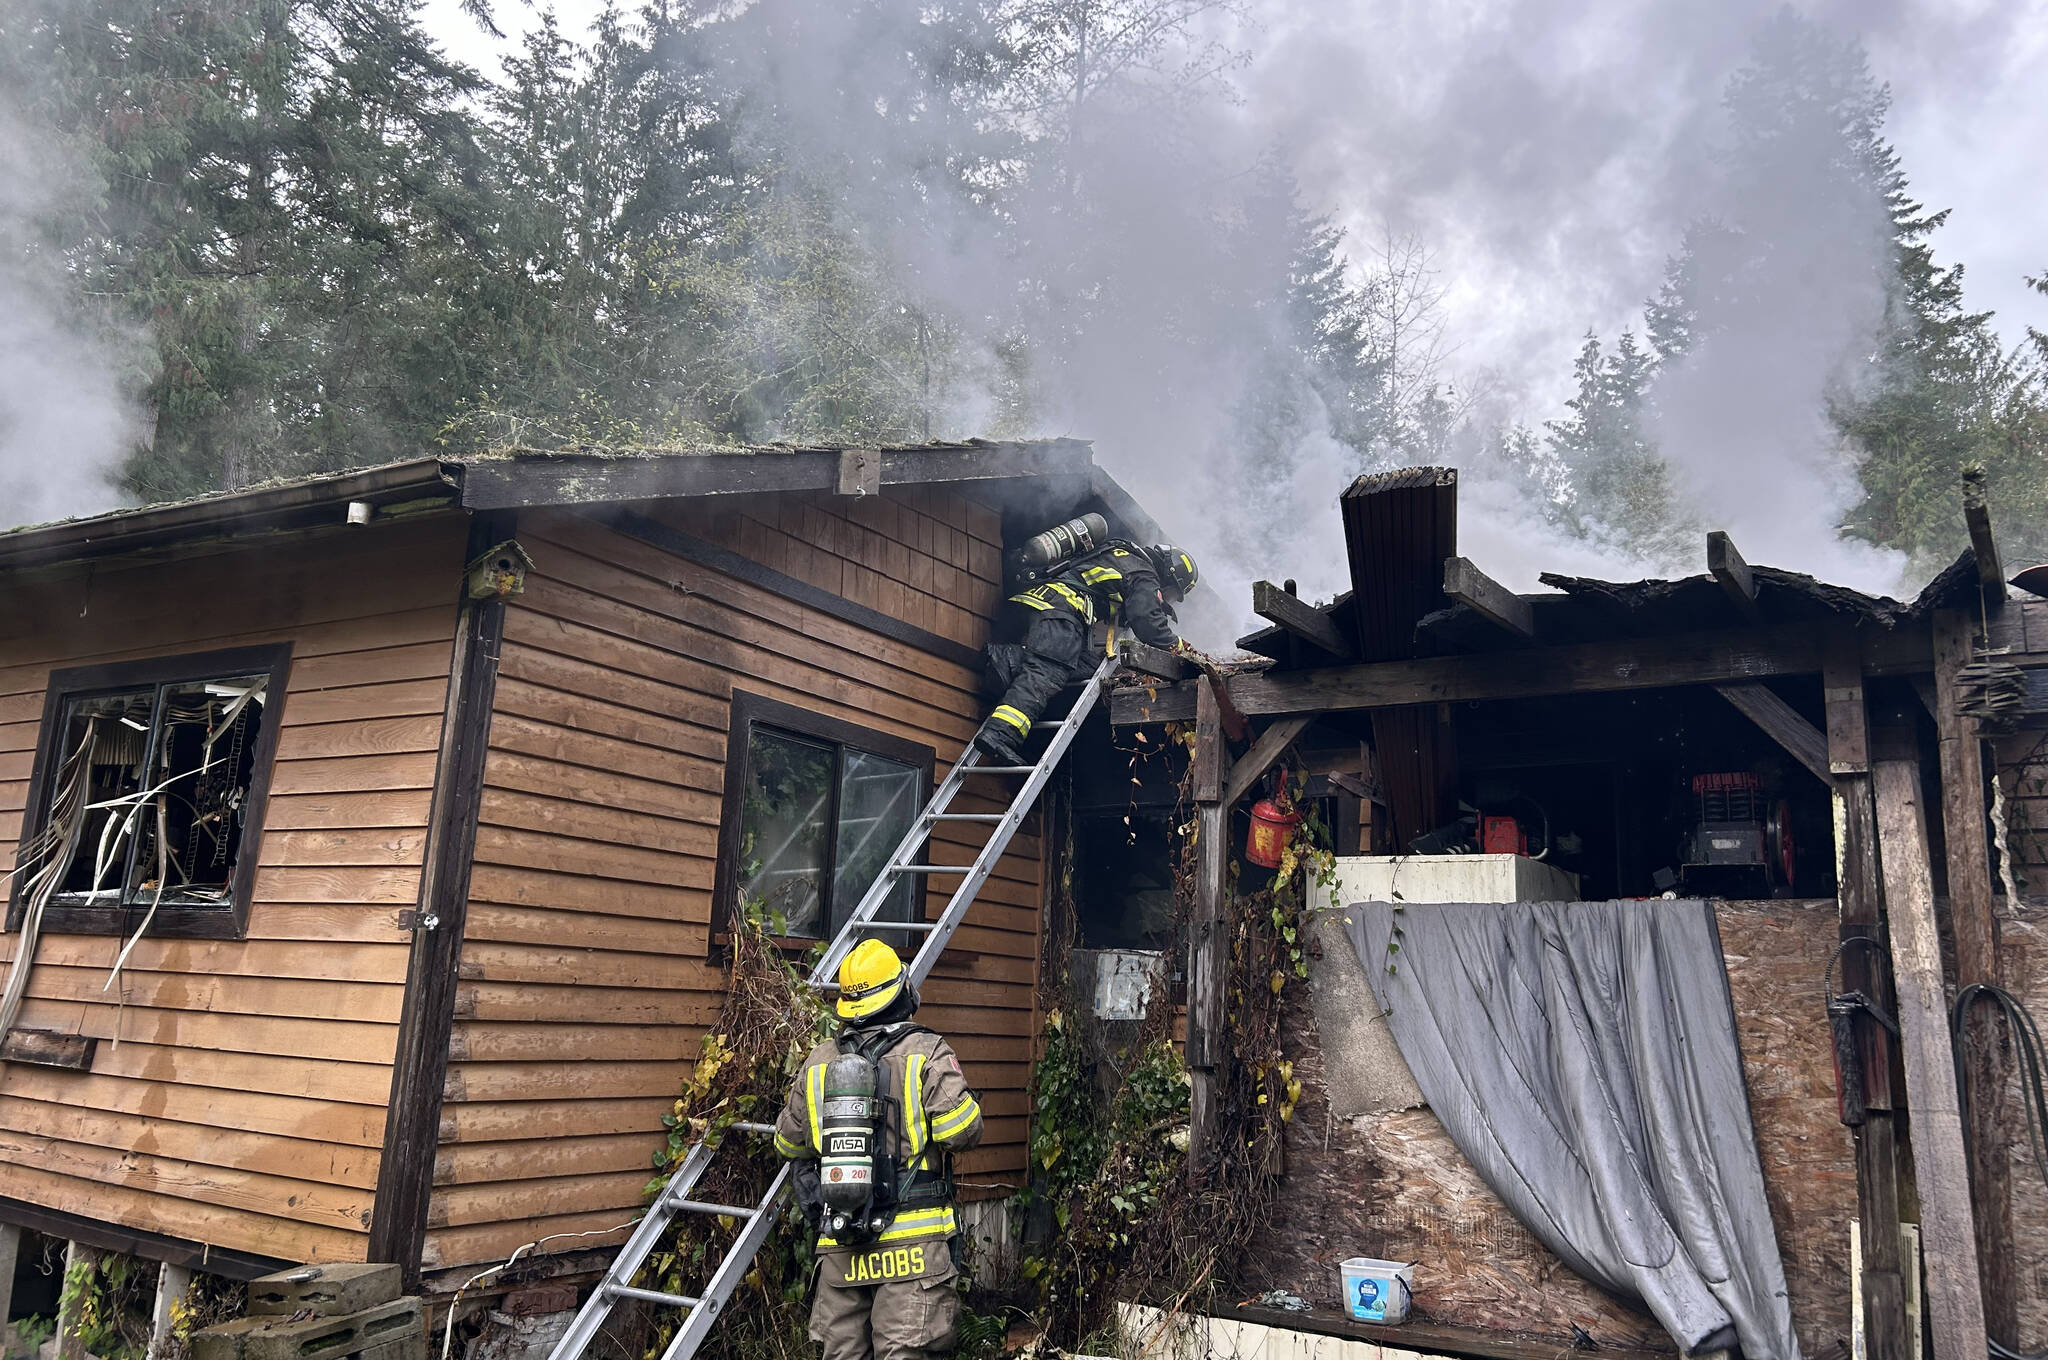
[[1543, 330, 1691, 566], [1, 0, 504, 498]]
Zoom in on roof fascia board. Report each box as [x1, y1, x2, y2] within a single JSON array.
[[459, 441, 1096, 511], [0, 459, 456, 571]]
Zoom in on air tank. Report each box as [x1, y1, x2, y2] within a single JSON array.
[[819, 1052, 878, 1236], [1017, 513, 1109, 575]]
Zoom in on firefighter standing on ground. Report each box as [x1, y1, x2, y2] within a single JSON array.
[[776, 940, 984, 1360], [975, 518, 1200, 765]]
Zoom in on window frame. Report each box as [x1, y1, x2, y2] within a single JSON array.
[[712, 691, 935, 953], [7, 643, 293, 941]]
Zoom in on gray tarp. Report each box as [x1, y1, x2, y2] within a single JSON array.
[[1341, 899, 1803, 1360]]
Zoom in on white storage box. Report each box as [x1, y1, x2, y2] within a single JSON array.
[[1337, 1256, 1413, 1324]]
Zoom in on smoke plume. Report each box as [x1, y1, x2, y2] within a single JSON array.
[[666, 0, 2035, 640], [0, 94, 136, 532]]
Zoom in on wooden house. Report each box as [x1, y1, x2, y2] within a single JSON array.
[[1104, 467, 2048, 1360], [0, 441, 1169, 1290]]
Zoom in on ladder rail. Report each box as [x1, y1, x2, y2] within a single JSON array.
[[549, 652, 1120, 1360], [904, 656, 1112, 991], [656, 1164, 792, 1360], [546, 1133, 725, 1360]]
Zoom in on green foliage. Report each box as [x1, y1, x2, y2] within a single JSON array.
[[58, 1251, 150, 1360], [642, 914, 832, 1360], [1019, 1029, 1189, 1337], [13, 1316, 56, 1357]]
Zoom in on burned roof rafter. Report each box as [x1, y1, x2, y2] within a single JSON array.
[[1112, 622, 1934, 725]]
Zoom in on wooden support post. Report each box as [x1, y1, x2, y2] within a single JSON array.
[[1714, 680, 1832, 784], [1932, 608, 2015, 1339], [150, 1262, 193, 1360], [1186, 679, 1229, 1184], [1872, 719, 1988, 1360], [1253, 580, 1354, 658], [1441, 557, 1534, 638], [56, 1241, 88, 1360], [1824, 646, 1908, 1360], [1708, 531, 1761, 620], [0, 1223, 19, 1325]]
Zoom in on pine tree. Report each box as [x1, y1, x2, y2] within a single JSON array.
[[1543, 330, 1691, 566], [2, 0, 505, 499]]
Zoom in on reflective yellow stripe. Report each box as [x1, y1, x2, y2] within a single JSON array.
[[805, 1063, 825, 1153], [903, 1052, 927, 1168], [1007, 591, 1053, 610], [991, 705, 1031, 735], [1079, 566, 1122, 585], [774, 1128, 806, 1158], [929, 1096, 979, 1143], [817, 1206, 956, 1249], [1045, 583, 1094, 620]]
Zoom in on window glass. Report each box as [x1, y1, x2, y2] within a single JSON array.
[[833, 749, 921, 936], [739, 729, 834, 937]]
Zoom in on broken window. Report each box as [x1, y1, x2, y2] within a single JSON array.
[[716, 692, 931, 946], [9, 646, 291, 940]]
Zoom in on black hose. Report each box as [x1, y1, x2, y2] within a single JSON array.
[[1951, 982, 2048, 1360]]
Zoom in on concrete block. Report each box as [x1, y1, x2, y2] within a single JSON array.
[[1308, 909, 1424, 1118], [247, 1265, 402, 1318], [192, 1297, 421, 1360]]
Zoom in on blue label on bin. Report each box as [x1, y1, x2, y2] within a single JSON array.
[[1350, 1276, 1388, 1321]]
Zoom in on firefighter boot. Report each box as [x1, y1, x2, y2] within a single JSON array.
[[974, 707, 1030, 765]]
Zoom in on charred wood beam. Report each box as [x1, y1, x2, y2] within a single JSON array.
[[1110, 625, 1932, 725], [1713, 681, 1832, 784], [1186, 678, 1230, 1185], [1825, 644, 1908, 1360], [1708, 531, 1761, 621], [1871, 718, 1989, 1360], [1221, 716, 1317, 809], [1252, 580, 1354, 659], [1441, 557, 1533, 638], [1114, 636, 1188, 680], [460, 441, 1095, 510], [1962, 467, 2006, 604], [0, 1030, 95, 1071]]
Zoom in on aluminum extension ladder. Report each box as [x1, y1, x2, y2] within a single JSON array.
[[546, 653, 1122, 1360]]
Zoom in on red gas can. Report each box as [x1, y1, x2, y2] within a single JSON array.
[[1246, 774, 1302, 868]]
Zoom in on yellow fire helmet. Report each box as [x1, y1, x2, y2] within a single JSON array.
[[836, 939, 907, 1021]]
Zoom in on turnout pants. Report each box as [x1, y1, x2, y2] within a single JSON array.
[[985, 612, 1086, 746], [810, 1256, 960, 1360]]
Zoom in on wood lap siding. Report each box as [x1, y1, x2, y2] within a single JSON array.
[[0, 516, 465, 1264], [426, 493, 1038, 1271]]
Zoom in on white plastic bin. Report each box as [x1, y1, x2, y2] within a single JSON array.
[[1337, 1257, 1414, 1324]]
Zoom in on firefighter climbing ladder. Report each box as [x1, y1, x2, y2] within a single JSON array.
[[546, 652, 1124, 1360]]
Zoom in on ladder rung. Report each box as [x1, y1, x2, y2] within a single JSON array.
[[671, 1198, 759, 1219], [963, 765, 1035, 774], [607, 1284, 701, 1309], [928, 813, 1002, 822], [731, 1122, 777, 1137], [894, 864, 969, 874], [857, 919, 936, 933]]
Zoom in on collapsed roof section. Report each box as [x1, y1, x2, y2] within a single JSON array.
[[1235, 465, 1986, 670]]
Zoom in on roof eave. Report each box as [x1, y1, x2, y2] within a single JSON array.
[[0, 459, 458, 572]]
